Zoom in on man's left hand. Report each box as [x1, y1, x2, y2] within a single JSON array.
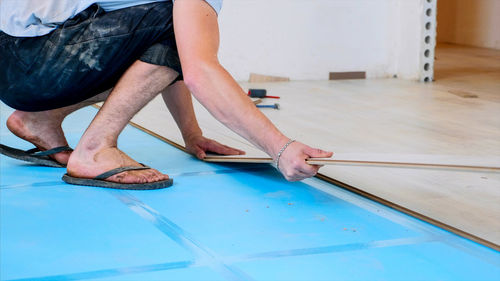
[[185, 135, 245, 159]]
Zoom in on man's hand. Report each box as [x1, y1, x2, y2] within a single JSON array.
[[185, 134, 245, 160], [277, 142, 333, 181]]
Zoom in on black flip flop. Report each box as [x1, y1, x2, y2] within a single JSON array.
[[62, 165, 173, 190], [0, 144, 73, 168]]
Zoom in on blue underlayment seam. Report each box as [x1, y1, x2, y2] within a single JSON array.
[[0, 167, 272, 190], [0, 181, 66, 190], [6, 261, 194, 281], [6, 235, 440, 281], [225, 235, 440, 263], [109, 190, 255, 281]]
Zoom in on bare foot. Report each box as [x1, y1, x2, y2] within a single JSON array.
[[6, 110, 72, 164], [67, 146, 169, 183]]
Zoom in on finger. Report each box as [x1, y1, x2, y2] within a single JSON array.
[[194, 147, 206, 159], [282, 166, 311, 181], [296, 160, 320, 176], [296, 169, 312, 179], [302, 166, 320, 178], [282, 170, 302, 182], [215, 142, 245, 155], [207, 141, 245, 155], [288, 171, 310, 182], [221, 144, 246, 155], [207, 139, 245, 153], [288, 164, 318, 180], [304, 147, 333, 158]]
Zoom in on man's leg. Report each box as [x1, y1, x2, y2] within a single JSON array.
[[6, 91, 111, 165], [67, 60, 178, 183]]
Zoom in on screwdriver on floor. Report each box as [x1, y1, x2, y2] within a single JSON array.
[[257, 103, 280, 110]]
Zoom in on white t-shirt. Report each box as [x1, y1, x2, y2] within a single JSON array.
[[0, 0, 222, 37]]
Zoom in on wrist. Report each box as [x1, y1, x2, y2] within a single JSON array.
[[268, 135, 290, 159], [182, 128, 203, 143], [275, 139, 296, 171]]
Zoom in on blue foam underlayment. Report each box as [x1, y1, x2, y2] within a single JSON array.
[[1, 103, 499, 281]]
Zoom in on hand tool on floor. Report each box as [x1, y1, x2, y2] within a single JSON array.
[[248, 89, 280, 99], [257, 103, 280, 110], [253, 99, 263, 105]]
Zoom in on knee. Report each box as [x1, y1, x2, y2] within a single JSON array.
[[130, 60, 180, 85]]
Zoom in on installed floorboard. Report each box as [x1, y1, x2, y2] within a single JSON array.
[[131, 44, 500, 248]]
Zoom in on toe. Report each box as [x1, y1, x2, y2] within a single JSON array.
[[146, 170, 159, 183], [147, 168, 168, 182]]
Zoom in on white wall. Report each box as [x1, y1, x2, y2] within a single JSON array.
[[437, 0, 500, 50], [217, 0, 428, 81]]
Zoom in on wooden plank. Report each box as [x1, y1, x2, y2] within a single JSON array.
[[306, 158, 500, 172], [205, 156, 272, 164], [204, 156, 500, 172], [249, 73, 290, 83], [252, 99, 263, 105]]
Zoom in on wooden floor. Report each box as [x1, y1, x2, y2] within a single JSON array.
[[434, 43, 500, 103], [131, 43, 500, 249]]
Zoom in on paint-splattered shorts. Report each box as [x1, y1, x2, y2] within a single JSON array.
[[0, 2, 182, 111]]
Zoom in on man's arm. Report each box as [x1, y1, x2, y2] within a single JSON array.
[[173, 0, 332, 181], [162, 81, 245, 159]]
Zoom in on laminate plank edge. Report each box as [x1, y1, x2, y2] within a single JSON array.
[[204, 156, 500, 172]]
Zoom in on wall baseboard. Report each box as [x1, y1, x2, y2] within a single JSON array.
[[329, 71, 366, 80]]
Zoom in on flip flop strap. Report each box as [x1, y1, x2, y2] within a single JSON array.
[[27, 146, 73, 157], [95, 165, 151, 180]]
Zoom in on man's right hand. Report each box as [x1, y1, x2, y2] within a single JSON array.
[[276, 141, 333, 181]]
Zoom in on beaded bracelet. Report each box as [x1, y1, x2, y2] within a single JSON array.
[[275, 139, 296, 172]]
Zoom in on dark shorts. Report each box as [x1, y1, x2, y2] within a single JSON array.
[[0, 2, 182, 111]]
